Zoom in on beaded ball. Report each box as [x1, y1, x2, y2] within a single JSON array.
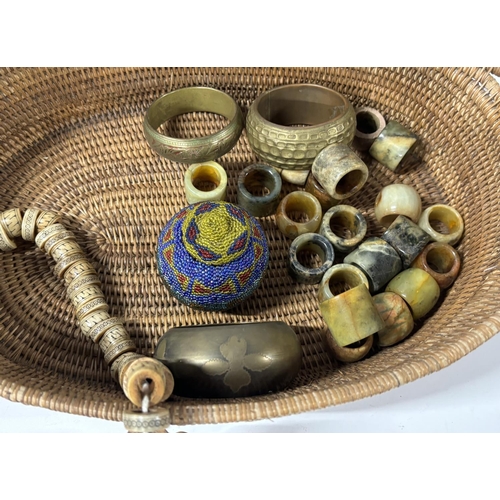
[[157, 201, 269, 311]]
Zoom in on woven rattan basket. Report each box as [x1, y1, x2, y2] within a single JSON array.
[[1, 68, 499, 426]]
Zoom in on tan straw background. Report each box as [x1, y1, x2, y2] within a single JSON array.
[[0, 68, 499, 426]]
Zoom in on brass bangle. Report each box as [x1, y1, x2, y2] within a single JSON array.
[[143, 86, 244, 164], [246, 84, 356, 170]]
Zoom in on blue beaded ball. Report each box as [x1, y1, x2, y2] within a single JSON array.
[[157, 201, 269, 311]]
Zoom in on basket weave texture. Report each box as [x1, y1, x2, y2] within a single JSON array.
[[0, 68, 499, 425]]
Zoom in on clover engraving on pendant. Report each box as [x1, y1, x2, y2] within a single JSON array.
[[201, 335, 272, 393]]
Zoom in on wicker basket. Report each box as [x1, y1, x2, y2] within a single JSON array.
[[0, 68, 499, 426]]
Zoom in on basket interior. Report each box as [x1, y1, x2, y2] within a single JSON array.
[[0, 67, 499, 425]]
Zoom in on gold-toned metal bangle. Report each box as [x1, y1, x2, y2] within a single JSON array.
[[246, 83, 356, 170], [21, 207, 41, 241], [143, 86, 244, 164]]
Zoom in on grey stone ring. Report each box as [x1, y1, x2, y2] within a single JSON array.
[[288, 233, 335, 285]]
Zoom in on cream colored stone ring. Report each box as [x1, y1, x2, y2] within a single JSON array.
[[143, 87, 244, 164], [184, 161, 227, 204], [418, 204, 464, 246]]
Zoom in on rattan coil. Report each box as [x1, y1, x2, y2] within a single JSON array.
[[0, 67, 499, 426]]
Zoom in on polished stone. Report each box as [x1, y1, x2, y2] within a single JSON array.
[[381, 215, 431, 268], [412, 242, 461, 289], [373, 292, 414, 347], [344, 237, 403, 293]]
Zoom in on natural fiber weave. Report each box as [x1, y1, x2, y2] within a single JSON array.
[[1, 68, 499, 426]]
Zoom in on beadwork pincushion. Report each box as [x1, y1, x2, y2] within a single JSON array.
[[157, 201, 269, 311]]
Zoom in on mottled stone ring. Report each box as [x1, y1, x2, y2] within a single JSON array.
[[288, 233, 335, 284], [144, 87, 244, 164]]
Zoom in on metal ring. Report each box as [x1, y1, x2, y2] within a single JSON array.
[[288, 233, 334, 284], [237, 163, 282, 217], [143, 86, 244, 164]]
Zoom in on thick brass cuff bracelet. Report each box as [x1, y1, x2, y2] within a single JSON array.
[[143, 87, 244, 164], [246, 84, 356, 170]]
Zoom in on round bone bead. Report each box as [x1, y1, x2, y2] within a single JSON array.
[[75, 296, 108, 321], [50, 239, 83, 261], [184, 161, 227, 204], [320, 204, 367, 254], [385, 268, 441, 320], [36, 211, 61, 231], [98, 324, 131, 352], [70, 285, 106, 309], [311, 143, 369, 200], [318, 263, 370, 303], [120, 356, 174, 406], [122, 408, 171, 433], [373, 292, 414, 347], [352, 106, 386, 152], [21, 208, 41, 241], [44, 230, 76, 256], [102, 339, 137, 365], [304, 172, 339, 212], [323, 329, 374, 362], [87, 317, 124, 343], [78, 310, 111, 336], [418, 204, 464, 246], [54, 252, 87, 278], [412, 242, 461, 289], [288, 233, 334, 284], [344, 237, 403, 293], [381, 215, 431, 268], [374, 183, 422, 226], [237, 163, 282, 217], [64, 260, 98, 284], [1, 208, 23, 239], [320, 283, 385, 347], [0, 223, 17, 251], [35, 223, 67, 250], [66, 273, 101, 299], [369, 120, 418, 171], [275, 191, 322, 239]]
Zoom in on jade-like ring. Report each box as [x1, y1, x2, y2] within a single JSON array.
[[143, 87, 244, 164]]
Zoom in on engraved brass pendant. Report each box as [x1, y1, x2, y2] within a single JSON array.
[[154, 322, 302, 398]]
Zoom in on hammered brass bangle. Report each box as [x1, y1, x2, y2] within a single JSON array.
[[143, 86, 244, 164], [246, 83, 356, 170]]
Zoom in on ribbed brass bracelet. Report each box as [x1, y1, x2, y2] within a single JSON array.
[[143, 86, 244, 164]]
